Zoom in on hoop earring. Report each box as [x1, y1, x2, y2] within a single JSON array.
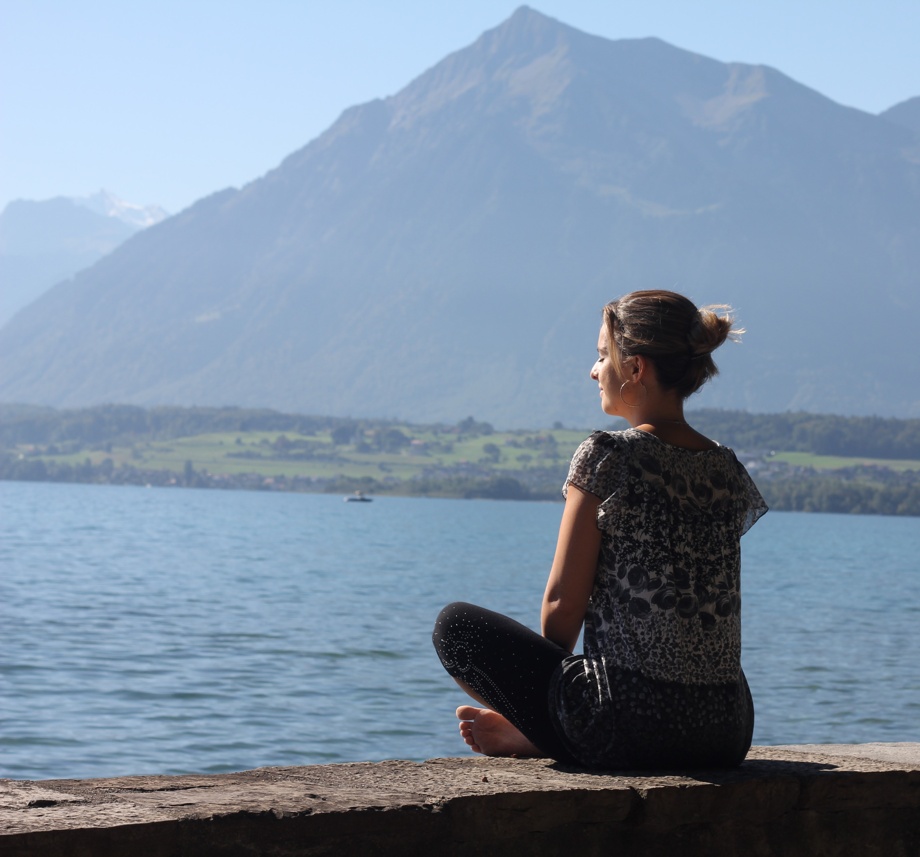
[[619, 380, 647, 408]]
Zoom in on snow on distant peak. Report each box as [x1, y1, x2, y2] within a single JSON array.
[[72, 190, 169, 229]]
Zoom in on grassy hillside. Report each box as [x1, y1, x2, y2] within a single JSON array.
[[3, 405, 920, 514], [21, 425, 583, 485], [770, 451, 920, 472]]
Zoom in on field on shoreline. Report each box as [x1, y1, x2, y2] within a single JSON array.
[[3, 405, 920, 513], [770, 451, 920, 472], [24, 427, 586, 482], [18, 430, 920, 483]]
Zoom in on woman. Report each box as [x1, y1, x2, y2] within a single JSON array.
[[432, 290, 766, 769]]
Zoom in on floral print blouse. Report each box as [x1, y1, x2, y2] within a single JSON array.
[[563, 429, 767, 686]]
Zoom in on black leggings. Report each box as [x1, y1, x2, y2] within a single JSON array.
[[432, 601, 577, 763]]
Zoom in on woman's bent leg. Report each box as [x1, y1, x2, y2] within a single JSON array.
[[432, 601, 575, 762]]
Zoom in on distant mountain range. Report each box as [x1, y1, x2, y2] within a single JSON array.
[[881, 96, 920, 134], [0, 191, 167, 327], [72, 190, 168, 230], [1, 7, 918, 425]]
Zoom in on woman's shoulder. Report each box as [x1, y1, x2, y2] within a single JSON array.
[[579, 428, 639, 449], [570, 426, 730, 476], [566, 431, 634, 498], [571, 430, 632, 463]]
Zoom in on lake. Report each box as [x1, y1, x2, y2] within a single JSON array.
[[1, 480, 918, 780]]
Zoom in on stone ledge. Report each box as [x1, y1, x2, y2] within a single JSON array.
[[1, 744, 919, 856]]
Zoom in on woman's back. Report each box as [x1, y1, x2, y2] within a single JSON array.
[[567, 428, 766, 684]]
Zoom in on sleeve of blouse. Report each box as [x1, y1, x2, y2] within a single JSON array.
[[562, 431, 621, 501], [733, 456, 768, 535]]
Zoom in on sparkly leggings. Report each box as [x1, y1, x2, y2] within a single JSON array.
[[431, 601, 577, 764]]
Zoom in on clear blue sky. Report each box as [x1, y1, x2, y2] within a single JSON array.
[[2, 0, 917, 215]]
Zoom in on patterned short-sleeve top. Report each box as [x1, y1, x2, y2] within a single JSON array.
[[564, 429, 767, 686]]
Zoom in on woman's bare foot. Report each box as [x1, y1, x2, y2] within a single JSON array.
[[455, 705, 544, 758]]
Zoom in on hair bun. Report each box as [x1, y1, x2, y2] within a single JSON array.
[[688, 305, 743, 356]]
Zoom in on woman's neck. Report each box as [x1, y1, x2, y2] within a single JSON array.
[[624, 395, 717, 451], [624, 393, 686, 430]]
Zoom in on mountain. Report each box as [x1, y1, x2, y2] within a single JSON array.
[[1, 7, 918, 425], [0, 192, 168, 327], [881, 96, 920, 135], [72, 190, 169, 230]]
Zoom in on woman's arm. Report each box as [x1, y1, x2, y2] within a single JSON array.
[[541, 483, 602, 653]]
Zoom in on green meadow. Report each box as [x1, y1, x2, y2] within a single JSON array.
[[4, 406, 920, 513], [25, 426, 589, 483], [770, 451, 920, 473]]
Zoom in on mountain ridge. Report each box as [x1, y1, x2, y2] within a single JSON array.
[[1, 7, 918, 424], [0, 193, 168, 328], [881, 95, 920, 134]]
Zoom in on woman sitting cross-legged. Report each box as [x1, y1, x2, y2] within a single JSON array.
[[432, 289, 767, 769]]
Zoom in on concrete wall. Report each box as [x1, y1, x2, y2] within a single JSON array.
[[2, 744, 919, 856]]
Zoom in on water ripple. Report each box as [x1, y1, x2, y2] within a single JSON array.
[[2, 481, 918, 778]]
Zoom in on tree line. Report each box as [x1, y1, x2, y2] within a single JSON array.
[[3, 403, 920, 459], [0, 404, 501, 448], [4, 452, 920, 515], [686, 409, 920, 459], [0, 404, 344, 446], [0, 455, 554, 501]]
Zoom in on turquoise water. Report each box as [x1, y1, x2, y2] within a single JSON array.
[[1, 480, 918, 780]]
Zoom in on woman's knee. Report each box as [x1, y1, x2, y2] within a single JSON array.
[[434, 601, 475, 625], [432, 601, 475, 649]]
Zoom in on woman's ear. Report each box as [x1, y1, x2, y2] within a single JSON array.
[[633, 355, 649, 381]]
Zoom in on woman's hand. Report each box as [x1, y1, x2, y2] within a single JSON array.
[[541, 483, 602, 652]]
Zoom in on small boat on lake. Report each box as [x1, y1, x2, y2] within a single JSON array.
[[345, 491, 373, 503]]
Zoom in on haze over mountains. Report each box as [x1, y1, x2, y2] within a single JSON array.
[[0, 192, 167, 327], [2, 7, 918, 427]]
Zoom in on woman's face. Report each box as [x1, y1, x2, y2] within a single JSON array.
[[590, 325, 623, 416]]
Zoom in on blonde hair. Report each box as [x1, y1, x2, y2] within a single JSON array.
[[603, 290, 743, 398]]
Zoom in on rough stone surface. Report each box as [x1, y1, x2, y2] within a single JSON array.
[[1, 745, 918, 856]]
